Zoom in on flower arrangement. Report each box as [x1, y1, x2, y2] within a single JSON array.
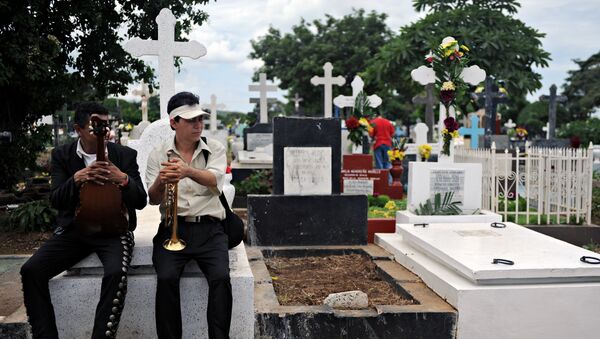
[[418, 144, 433, 161], [427, 37, 472, 111], [118, 123, 133, 132], [515, 126, 528, 140], [345, 91, 373, 147], [387, 137, 407, 162], [442, 117, 460, 156]]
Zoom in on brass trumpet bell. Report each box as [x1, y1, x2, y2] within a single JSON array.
[[163, 238, 186, 251]]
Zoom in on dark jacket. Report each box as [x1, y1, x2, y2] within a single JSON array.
[[50, 141, 147, 231]]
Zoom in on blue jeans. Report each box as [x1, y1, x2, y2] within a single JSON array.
[[374, 144, 392, 169]]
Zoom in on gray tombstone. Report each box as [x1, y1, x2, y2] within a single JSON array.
[[540, 84, 567, 139]]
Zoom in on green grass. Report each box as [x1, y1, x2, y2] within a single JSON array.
[[368, 199, 406, 219]]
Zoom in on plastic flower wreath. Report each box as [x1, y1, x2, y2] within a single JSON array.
[[426, 37, 472, 111], [387, 137, 407, 162], [442, 117, 460, 156], [418, 144, 433, 161], [345, 91, 373, 147]]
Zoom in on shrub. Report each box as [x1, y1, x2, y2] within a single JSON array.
[[7, 200, 57, 232], [367, 194, 390, 208], [233, 170, 272, 195]]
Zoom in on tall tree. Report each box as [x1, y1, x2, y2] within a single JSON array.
[[366, 0, 550, 123], [562, 51, 600, 120], [249, 9, 393, 117], [0, 0, 211, 189]]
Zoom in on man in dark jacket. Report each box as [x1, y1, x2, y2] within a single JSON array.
[[20, 102, 147, 339]]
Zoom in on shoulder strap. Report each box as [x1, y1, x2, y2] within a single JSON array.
[[202, 136, 229, 211]]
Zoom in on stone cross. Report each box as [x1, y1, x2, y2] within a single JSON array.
[[504, 119, 516, 130], [292, 93, 303, 115], [414, 123, 429, 145], [542, 122, 550, 139], [540, 84, 567, 139], [202, 94, 226, 132], [249, 73, 278, 124], [459, 114, 485, 149], [132, 81, 152, 122], [412, 83, 438, 142], [124, 8, 207, 120], [333, 76, 382, 111], [471, 76, 508, 136], [310, 62, 345, 118]]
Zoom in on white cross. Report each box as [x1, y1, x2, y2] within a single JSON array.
[[414, 123, 429, 145], [132, 81, 153, 122], [310, 62, 345, 118], [202, 94, 226, 132], [504, 119, 516, 129], [249, 73, 278, 124], [292, 93, 303, 113], [542, 122, 550, 139], [124, 8, 207, 120], [333, 76, 382, 110], [411, 37, 486, 143]]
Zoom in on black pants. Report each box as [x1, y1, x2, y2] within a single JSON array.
[[152, 220, 232, 339], [20, 228, 134, 339]]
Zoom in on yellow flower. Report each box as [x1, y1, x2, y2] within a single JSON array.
[[384, 201, 397, 210], [440, 39, 457, 50], [451, 130, 460, 138], [441, 81, 456, 91], [474, 86, 484, 93], [460, 44, 470, 52], [418, 144, 432, 159], [499, 87, 508, 94], [358, 117, 370, 126]]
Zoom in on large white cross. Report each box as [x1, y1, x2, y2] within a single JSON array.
[[333, 76, 382, 111], [249, 73, 278, 124], [542, 122, 550, 139], [132, 81, 153, 122], [504, 119, 516, 130], [310, 62, 345, 118], [292, 93, 303, 114], [124, 8, 207, 120], [202, 94, 226, 132], [411, 37, 486, 143]]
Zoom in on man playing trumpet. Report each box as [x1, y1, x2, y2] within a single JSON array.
[[146, 92, 231, 339]]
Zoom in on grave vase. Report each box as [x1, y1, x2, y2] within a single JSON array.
[[389, 160, 404, 188]]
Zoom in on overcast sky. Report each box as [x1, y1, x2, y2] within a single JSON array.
[[119, 0, 600, 114]]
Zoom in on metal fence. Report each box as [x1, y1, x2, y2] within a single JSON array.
[[455, 142, 594, 225]]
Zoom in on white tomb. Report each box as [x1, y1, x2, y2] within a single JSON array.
[[376, 222, 600, 339], [399, 161, 501, 223]]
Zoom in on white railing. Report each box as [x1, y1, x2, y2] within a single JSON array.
[[455, 142, 594, 225]]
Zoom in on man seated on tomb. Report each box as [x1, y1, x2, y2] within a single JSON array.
[[146, 92, 231, 339], [369, 111, 395, 169], [20, 102, 147, 339]]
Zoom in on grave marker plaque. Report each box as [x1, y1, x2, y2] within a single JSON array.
[[429, 169, 465, 204], [247, 133, 273, 151], [283, 147, 332, 195]]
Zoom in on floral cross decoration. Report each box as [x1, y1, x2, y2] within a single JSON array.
[[345, 91, 374, 147]]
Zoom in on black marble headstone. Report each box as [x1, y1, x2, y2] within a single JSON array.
[[247, 195, 367, 246], [272, 117, 341, 194], [243, 123, 272, 150]]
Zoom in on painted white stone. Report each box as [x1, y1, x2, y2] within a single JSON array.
[[410, 65, 436, 86], [202, 94, 226, 132], [396, 209, 501, 224], [333, 76, 382, 109], [397, 222, 600, 284], [50, 203, 252, 339], [249, 73, 278, 124], [460, 65, 486, 86], [129, 120, 151, 140], [504, 118, 516, 129], [124, 8, 207, 119], [310, 62, 345, 118], [407, 162, 482, 214], [283, 147, 332, 195], [414, 123, 429, 145], [376, 231, 600, 339], [237, 150, 272, 165], [323, 290, 368, 309]]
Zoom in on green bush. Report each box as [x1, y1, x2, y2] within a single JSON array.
[[592, 183, 600, 222], [415, 192, 462, 216], [368, 199, 407, 218], [498, 196, 529, 212], [233, 170, 272, 195], [367, 194, 390, 208], [7, 200, 57, 232]]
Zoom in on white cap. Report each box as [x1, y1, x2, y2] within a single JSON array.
[[168, 104, 210, 120]]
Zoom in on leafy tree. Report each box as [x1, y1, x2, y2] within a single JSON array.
[[249, 9, 393, 117], [562, 51, 600, 120], [0, 1, 212, 189], [366, 0, 550, 124], [558, 118, 600, 146]]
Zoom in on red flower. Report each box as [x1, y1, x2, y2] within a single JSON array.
[[345, 116, 360, 130], [440, 89, 455, 105], [449, 55, 455, 61], [426, 57, 433, 63], [444, 117, 459, 132]]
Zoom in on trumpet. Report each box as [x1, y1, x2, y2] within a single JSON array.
[[163, 150, 186, 251]]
